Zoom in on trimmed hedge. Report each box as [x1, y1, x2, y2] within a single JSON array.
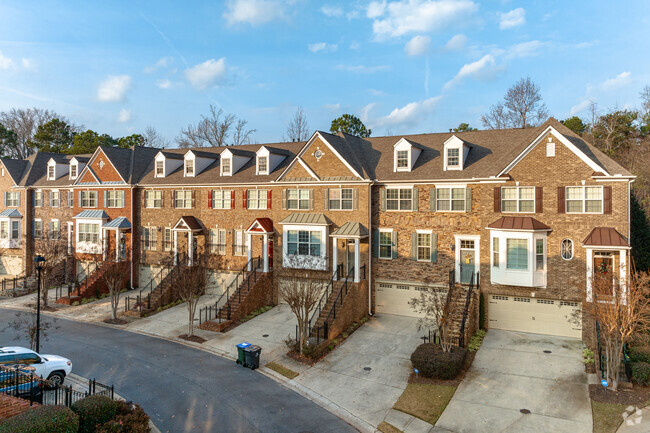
[[411, 343, 467, 380], [0, 405, 79, 433], [96, 401, 150, 433], [631, 362, 650, 386], [72, 395, 118, 433], [629, 346, 650, 364]]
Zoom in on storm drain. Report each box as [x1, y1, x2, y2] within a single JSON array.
[[262, 334, 269, 337], [364, 367, 372, 371], [520, 409, 531, 414], [543, 350, 552, 354]]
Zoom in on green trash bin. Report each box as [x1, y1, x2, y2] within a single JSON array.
[[236, 342, 251, 365], [243, 345, 262, 370]]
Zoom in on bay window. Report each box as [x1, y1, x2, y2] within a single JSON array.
[[78, 223, 100, 244], [506, 239, 528, 270], [287, 230, 320, 256], [490, 230, 548, 287]]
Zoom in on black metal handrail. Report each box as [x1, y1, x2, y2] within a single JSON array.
[[458, 271, 478, 348], [311, 265, 360, 343], [0, 274, 26, 296], [198, 256, 261, 325], [307, 263, 343, 336], [125, 264, 172, 314]]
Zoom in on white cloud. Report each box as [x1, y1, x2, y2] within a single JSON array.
[[308, 42, 338, 53], [601, 72, 631, 90], [320, 5, 343, 17], [499, 8, 525, 29], [570, 99, 594, 115], [118, 109, 131, 123], [360, 103, 377, 123], [0, 51, 15, 70], [21, 58, 34, 70], [144, 57, 172, 74], [404, 35, 431, 56], [444, 54, 502, 89], [184, 58, 227, 90], [335, 64, 390, 73], [444, 34, 467, 51], [224, 0, 286, 26], [97, 75, 132, 102], [157, 79, 172, 89], [370, 0, 478, 39], [349, 41, 361, 50], [374, 96, 443, 127], [323, 103, 341, 112], [505, 40, 548, 59]]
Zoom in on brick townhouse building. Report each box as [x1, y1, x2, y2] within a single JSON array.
[[0, 117, 634, 343]]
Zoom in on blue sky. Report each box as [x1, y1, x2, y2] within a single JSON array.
[[0, 0, 648, 145]]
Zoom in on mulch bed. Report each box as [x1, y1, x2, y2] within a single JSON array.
[[590, 384, 650, 405], [178, 334, 206, 343], [103, 318, 127, 325], [408, 350, 476, 387]]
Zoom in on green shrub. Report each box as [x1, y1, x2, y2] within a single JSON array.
[[96, 401, 150, 433], [582, 348, 595, 364], [72, 395, 119, 433], [467, 329, 487, 352], [629, 346, 650, 364], [411, 343, 467, 380], [0, 405, 79, 433], [631, 362, 650, 386]]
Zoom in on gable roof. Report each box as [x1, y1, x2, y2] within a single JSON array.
[[1, 158, 28, 185]]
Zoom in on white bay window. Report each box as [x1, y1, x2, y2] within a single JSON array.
[[490, 230, 548, 287]]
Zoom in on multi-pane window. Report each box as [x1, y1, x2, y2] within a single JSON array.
[[396, 150, 409, 169], [247, 190, 268, 209], [561, 239, 574, 260], [417, 233, 431, 261], [501, 187, 535, 212], [492, 237, 500, 268], [78, 223, 99, 243], [105, 190, 124, 208], [212, 190, 231, 209], [163, 228, 172, 251], [5, 192, 19, 207], [11, 221, 19, 239], [47, 165, 55, 180], [184, 159, 194, 176], [566, 186, 603, 213], [210, 228, 226, 255], [447, 148, 460, 167], [50, 220, 60, 239], [155, 160, 164, 177], [287, 189, 310, 210], [329, 188, 353, 210], [68, 190, 74, 207], [0, 222, 7, 239], [386, 188, 413, 211], [234, 230, 247, 256], [50, 190, 60, 208], [174, 190, 192, 209], [222, 158, 231, 175], [80, 191, 98, 208], [33, 220, 43, 239], [145, 191, 162, 208], [536, 239, 544, 271], [287, 230, 321, 256], [379, 231, 394, 259], [34, 190, 43, 207], [70, 164, 77, 178], [436, 188, 465, 211], [506, 239, 528, 270], [142, 227, 157, 251], [258, 156, 268, 174]]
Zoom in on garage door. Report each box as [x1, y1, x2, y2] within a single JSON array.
[[489, 295, 581, 338], [376, 283, 427, 318]]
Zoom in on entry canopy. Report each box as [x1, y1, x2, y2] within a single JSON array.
[[173, 216, 203, 232], [246, 218, 274, 234], [582, 227, 630, 248], [330, 222, 369, 239]]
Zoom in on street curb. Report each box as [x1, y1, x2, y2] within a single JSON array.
[[68, 373, 161, 433], [0, 305, 369, 432]]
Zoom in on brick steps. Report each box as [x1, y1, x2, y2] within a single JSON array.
[[309, 280, 351, 339]]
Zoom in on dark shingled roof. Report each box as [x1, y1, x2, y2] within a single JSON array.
[[582, 227, 629, 247], [1, 158, 28, 185], [487, 216, 551, 231]]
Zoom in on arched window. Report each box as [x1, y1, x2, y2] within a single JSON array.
[[561, 239, 573, 260]]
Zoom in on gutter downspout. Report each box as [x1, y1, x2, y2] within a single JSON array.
[[368, 181, 373, 316], [130, 185, 134, 290]]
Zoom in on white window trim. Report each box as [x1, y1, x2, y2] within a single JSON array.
[[446, 147, 461, 169], [33, 219, 43, 239], [378, 228, 394, 260], [47, 163, 56, 180], [155, 159, 165, 178], [50, 189, 60, 208], [145, 190, 162, 209], [488, 230, 547, 288], [286, 188, 310, 211], [454, 235, 481, 284], [415, 229, 433, 262], [174, 190, 193, 209], [69, 163, 78, 179], [75, 219, 104, 254], [212, 189, 231, 210], [385, 186, 415, 212], [328, 188, 354, 211], [221, 158, 232, 176], [81, 191, 98, 208], [282, 224, 328, 270], [561, 238, 574, 261], [34, 190, 43, 207], [435, 186, 467, 212], [184, 157, 195, 177], [247, 189, 268, 210], [395, 150, 410, 172], [50, 219, 60, 239], [105, 190, 125, 208], [501, 186, 536, 213], [565, 185, 604, 214], [257, 155, 269, 175]]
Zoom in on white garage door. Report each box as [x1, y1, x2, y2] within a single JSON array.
[[489, 295, 581, 338], [375, 283, 426, 318]]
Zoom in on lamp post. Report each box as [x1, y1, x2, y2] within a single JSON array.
[[33, 255, 45, 353]]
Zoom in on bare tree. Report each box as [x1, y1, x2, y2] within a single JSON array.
[[0, 108, 60, 158], [409, 288, 455, 352], [232, 119, 256, 146], [583, 268, 650, 392], [142, 126, 169, 148], [176, 105, 254, 148], [173, 253, 208, 337], [640, 86, 650, 118], [284, 107, 310, 142], [5, 310, 58, 351], [33, 229, 69, 309], [481, 77, 549, 129], [98, 256, 131, 321]]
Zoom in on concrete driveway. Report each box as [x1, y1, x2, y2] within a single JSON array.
[[295, 314, 422, 427], [435, 330, 592, 433]]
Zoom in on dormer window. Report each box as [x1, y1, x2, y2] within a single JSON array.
[[155, 160, 164, 177], [393, 138, 422, 173], [447, 148, 460, 167], [222, 158, 231, 176], [70, 164, 77, 179], [443, 135, 470, 171], [184, 159, 194, 177], [396, 151, 409, 169], [258, 156, 268, 175], [47, 165, 55, 180]]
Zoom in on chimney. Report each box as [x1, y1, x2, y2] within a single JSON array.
[[449, 129, 452, 133]]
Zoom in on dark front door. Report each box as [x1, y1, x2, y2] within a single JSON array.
[[594, 253, 614, 293], [346, 241, 355, 279]]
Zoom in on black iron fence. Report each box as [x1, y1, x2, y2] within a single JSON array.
[[419, 329, 461, 347], [0, 275, 26, 296]]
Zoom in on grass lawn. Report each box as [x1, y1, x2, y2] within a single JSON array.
[[393, 383, 457, 425], [377, 421, 403, 433], [592, 401, 627, 433], [265, 362, 299, 380]]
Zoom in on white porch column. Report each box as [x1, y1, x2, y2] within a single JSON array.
[[263, 234, 269, 272], [188, 233, 193, 265], [67, 222, 73, 254], [586, 248, 593, 302], [102, 229, 107, 260], [173, 230, 178, 265], [354, 238, 360, 283], [247, 233, 253, 271], [620, 249, 627, 304], [332, 239, 338, 280], [115, 230, 119, 261]]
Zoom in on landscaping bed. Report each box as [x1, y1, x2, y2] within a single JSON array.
[[265, 362, 299, 380], [589, 382, 650, 433], [199, 305, 273, 333], [393, 383, 457, 425]]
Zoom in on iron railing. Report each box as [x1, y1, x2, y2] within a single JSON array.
[[198, 256, 261, 325], [307, 263, 343, 337], [125, 264, 174, 314], [458, 271, 479, 348], [419, 329, 461, 347], [0, 274, 26, 296]]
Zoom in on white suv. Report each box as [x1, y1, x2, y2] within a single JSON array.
[[0, 347, 72, 386]]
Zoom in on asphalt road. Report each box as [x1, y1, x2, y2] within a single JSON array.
[[0, 308, 357, 433]]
